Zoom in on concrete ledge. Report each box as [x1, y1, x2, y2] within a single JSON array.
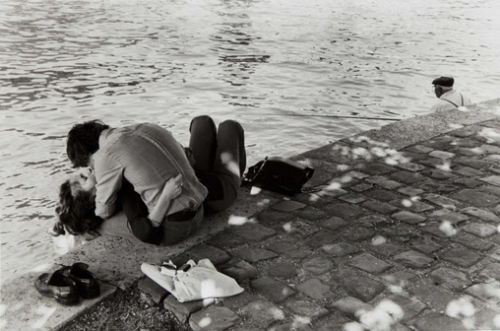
[[1, 97, 499, 330]]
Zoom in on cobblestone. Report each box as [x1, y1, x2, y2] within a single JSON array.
[[297, 279, 334, 300], [347, 253, 392, 274], [440, 246, 483, 267], [394, 250, 434, 269]]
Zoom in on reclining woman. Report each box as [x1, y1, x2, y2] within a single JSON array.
[[54, 115, 246, 246]]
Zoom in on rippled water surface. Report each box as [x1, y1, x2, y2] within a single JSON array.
[[1, 0, 499, 283]]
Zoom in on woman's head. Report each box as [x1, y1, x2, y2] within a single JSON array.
[[54, 168, 102, 236]]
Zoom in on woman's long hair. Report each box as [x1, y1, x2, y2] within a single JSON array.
[[54, 180, 103, 236]]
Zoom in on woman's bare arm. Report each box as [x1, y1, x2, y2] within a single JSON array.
[[149, 174, 183, 227]]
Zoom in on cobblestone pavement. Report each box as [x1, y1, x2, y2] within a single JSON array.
[[138, 118, 500, 331]]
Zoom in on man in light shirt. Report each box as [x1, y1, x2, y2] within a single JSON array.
[[430, 76, 471, 112]]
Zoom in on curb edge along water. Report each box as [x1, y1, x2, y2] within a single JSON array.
[[1, 97, 500, 331]]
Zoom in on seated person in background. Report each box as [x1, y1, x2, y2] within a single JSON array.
[[430, 76, 471, 112], [54, 116, 246, 245]]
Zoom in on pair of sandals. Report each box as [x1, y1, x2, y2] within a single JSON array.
[[35, 262, 100, 305]]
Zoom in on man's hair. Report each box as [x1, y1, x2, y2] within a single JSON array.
[[54, 180, 103, 236], [66, 120, 110, 168]]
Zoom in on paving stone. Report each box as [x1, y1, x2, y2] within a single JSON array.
[[407, 145, 434, 153], [271, 200, 307, 212], [429, 267, 471, 291], [419, 157, 449, 169], [428, 209, 468, 225], [454, 147, 485, 156], [369, 241, 402, 256], [392, 211, 426, 224], [386, 294, 426, 322], [380, 223, 421, 242], [481, 144, 500, 154], [281, 219, 319, 238], [391, 171, 425, 184], [347, 253, 392, 274], [451, 189, 500, 207], [270, 322, 312, 331], [164, 295, 211, 323], [267, 262, 297, 279], [241, 299, 286, 328], [451, 232, 494, 251], [410, 237, 441, 254], [350, 182, 374, 192], [319, 216, 348, 231], [465, 283, 500, 304], [364, 189, 400, 202], [205, 231, 245, 250], [338, 193, 367, 204], [474, 308, 500, 331], [231, 223, 277, 242], [295, 207, 329, 221], [411, 313, 467, 331], [187, 244, 232, 265], [285, 300, 329, 320], [189, 305, 241, 331], [251, 277, 295, 303], [258, 210, 292, 225], [341, 275, 385, 302], [266, 240, 297, 254], [409, 279, 456, 312], [421, 136, 455, 150], [285, 247, 315, 260], [138, 276, 169, 305], [395, 162, 426, 172], [489, 247, 500, 262], [323, 203, 364, 219], [329, 296, 373, 320], [315, 312, 353, 331], [302, 257, 334, 275], [423, 169, 458, 180], [297, 279, 334, 300], [293, 192, 327, 206], [358, 163, 395, 175], [220, 259, 259, 281], [420, 221, 454, 238], [397, 186, 425, 196], [429, 150, 456, 160], [440, 246, 483, 268], [484, 154, 500, 163], [234, 248, 279, 263], [342, 226, 376, 242], [318, 188, 348, 198], [361, 200, 399, 214], [479, 263, 500, 282], [365, 176, 403, 189], [478, 185, 500, 197], [455, 156, 494, 169], [451, 138, 482, 148], [394, 250, 433, 269], [358, 214, 393, 227], [423, 193, 463, 209], [221, 291, 256, 311], [463, 222, 498, 238], [454, 177, 484, 188], [322, 242, 360, 256], [450, 125, 482, 137], [305, 231, 338, 249], [391, 199, 434, 213], [480, 175, 500, 187], [382, 271, 418, 285], [454, 166, 484, 177]]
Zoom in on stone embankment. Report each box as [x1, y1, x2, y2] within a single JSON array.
[[2, 98, 500, 331]]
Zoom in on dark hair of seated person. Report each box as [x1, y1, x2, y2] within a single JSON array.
[[54, 178, 161, 245], [66, 120, 110, 168]]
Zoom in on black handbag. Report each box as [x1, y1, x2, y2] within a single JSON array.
[[243, 157, 314, 196]]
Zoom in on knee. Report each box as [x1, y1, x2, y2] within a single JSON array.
[[190, 115, 214, 131], [219, 120, 244, 135]]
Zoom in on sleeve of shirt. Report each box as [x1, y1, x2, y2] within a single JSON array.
[[94, 153, 123, 219]]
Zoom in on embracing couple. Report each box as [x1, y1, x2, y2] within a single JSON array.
[[53, 115, 246, 246]]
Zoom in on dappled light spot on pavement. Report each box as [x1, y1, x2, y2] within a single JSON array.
[[282, 222, 292, 233], [227, 215, 254, 226], [439, 220, 458, 237], [401, 199, 413, 208], [256, 198, 271, 207], [344, 321, 365, 331], [446, 297, 475, 318], [436, 160, 452, 171], [198, 316, 212, 328], [478, 127, 500, 143], [371, 235, 387, 246]]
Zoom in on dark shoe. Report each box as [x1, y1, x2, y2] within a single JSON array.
[[35, 269, 80, 305], [65, 262, 100, 299]]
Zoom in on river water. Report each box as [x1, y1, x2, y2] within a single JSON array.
[[1, 0, 499, 283]]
